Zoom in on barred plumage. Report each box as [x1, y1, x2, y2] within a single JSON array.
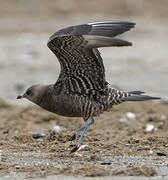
[[17, 21, 160, 152]]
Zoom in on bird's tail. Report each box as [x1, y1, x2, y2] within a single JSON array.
[[108, 89, 160, 105], [122, 91, 161, 101]]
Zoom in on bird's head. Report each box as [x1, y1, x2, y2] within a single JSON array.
[[17, 84, 46, 104]]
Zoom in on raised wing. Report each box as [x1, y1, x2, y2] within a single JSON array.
[[47, 21, 135, 95]]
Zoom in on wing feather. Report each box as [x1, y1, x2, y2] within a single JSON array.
[[48, 21, 135, 41], [47, 21, 135, 95]]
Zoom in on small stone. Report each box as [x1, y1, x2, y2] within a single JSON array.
[[149, 150, 153, 155], [125, 144, 132, 147], [51, 125, 65, 133], [101, 161, 112, 165], [15, 166, 20, 169], [157, 152, 167, 156], [78, 145, 89, 151], [126, 112, 136, 119], [119, 112, 136, 123], [137, 146, 150, 151], [145, 124, 155, 132], [3, 130, 9, 134], [32, 132, 46, 139], [75, 153, 82, 157], [90, 154, 101, 161], [162, 96, 168, 104], [127, 130, 136, 136], [161, 115, 166, 120]]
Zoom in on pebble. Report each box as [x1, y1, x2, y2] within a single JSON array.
[[32, 132, 46, 139], [101, 161, 112, 165], [162, 96, 168, 104], [75, 153, 82, 157], [145, 124, 155, 132], [157, 152, 167, 156], [137, 146, 150, 151], [119, 112, 136, 123], [149, 150, 153, 155], [127, 130, 136, 136], [126, 112, 136, 119], [51, 125, 65, 133], [78, 145, 89, 151], [15, 166, 21, 169], [125, 144, 132, 147], [3, 130, 9, 134], [161, 115, 166, 120]]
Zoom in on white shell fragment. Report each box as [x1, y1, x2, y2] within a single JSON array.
[[119, 112, 136, 122], [51, 125, 65, 133], [126, 112, 136, 119], [149, 150, 153, 155], [145, 124, 155, 132], [78, 145, 89, 151], [161, 115, 166, 120]]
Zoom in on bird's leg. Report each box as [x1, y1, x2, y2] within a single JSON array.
[[70, 117, 95, 153], [70, 121, 89, 153], [68, 126, 85, 141], [69, 117, 95, 141]]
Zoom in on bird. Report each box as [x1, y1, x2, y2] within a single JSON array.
[[17, 21, 160, 153]]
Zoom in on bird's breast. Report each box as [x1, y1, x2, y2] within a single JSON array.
[[44, 94, 83, 117]]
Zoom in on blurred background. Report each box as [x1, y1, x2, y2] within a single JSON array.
[[0, 0, 167, 100]]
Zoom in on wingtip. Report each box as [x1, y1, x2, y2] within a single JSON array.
[[112, 38, 133, 47], [125, 41, 133, 46], [88, 21, 136, 30], [88, 20, 135, 25]]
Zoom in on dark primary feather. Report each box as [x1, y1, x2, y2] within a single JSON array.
[[48, 21, 135, 40], [48, 21, 135, 48], [47, 21, 135, 97]]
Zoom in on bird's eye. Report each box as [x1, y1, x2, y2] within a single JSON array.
[[26, 90, 32, 95]]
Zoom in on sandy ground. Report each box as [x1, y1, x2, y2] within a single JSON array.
[[30, 176, 168, 180], [1, 99, 168, 179]]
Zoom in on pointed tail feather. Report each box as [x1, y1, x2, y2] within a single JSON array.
[[122, 94, 161, 101], [107, 88, 160, 108]]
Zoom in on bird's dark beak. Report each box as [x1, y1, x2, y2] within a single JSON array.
[[17, 95, 23, 99]]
